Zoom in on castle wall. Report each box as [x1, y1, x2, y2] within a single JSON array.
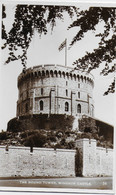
[[0, 139, 113, 178], [96, 147, 113, 176], [76, 139, 113, 177], [0, 146, 75, 178]]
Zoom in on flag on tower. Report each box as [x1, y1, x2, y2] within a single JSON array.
[[58, 39, 66, 51]]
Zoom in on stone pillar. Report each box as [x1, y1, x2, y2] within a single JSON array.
[[56, 85, 59, 114], [30, 90, 35, 115], [75, 139, 84, 176], [71, 91, 76, 116], [76, 138, 97, 177], [50, 88, 56, 114], [72, 116, 79, 131], [87, 94, 94, 117], [82, 139, 96, 176]]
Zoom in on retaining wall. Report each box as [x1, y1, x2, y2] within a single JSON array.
[[0, 146, 75, 178], [0, 138, 113, 178]]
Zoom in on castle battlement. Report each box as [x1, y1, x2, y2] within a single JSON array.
[[18, 64, 94, 87]]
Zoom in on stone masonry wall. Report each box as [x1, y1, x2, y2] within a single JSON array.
[[0, 139, 113, 178], [76, 139, 113, 177], [0, 146, 75, 178]]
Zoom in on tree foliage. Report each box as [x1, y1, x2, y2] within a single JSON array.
[[23, 132, 47, 147], [2, 5, 7, 40], [2, 5, 115, 94], [2, 4, 77, 68], [68, 7, 116, 94], [0, 131, 7, 140], [78, 116, 98, 133]]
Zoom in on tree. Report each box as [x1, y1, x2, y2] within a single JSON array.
[[2, 4, 77, 69], [68, 7, 115, 95], [2, 5, 115, 94], [78, 116, 98, 133]]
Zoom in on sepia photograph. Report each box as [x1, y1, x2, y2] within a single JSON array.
[[0, 0, 115, 193]]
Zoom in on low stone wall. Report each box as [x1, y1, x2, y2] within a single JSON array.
[[0, 146, 75, 178], [0, 139, 113, 178], [96, 147, 113, 176]]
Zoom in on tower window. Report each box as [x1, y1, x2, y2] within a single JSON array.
[[78, 92, 80, 98], [77, 104, 81, 113], [78, 83, 80, 88], [41, 88, 43, 95], [40, 100, 43, 111], [65, 102, 69, 112], [66, 81, 68, 86], [66, 89, 68, 96]]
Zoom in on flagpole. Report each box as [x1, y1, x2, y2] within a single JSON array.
[[65, 38, 67, 67], [58, 39, 67, 66]]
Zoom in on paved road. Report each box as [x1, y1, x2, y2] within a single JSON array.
[[0, 177, 112, 190]]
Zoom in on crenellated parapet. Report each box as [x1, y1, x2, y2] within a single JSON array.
[[18, 64, 94, 88]]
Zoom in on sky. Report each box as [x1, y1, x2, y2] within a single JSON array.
[[0, 3, 115, 131]]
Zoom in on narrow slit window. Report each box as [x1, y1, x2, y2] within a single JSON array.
[[40, 100, 43, 111], [78, 92, 80, 98], [41, 88, 43, 95], [66, 89, 68, 96], [77, 104, 81, 113], [65, 102, 69, 112]]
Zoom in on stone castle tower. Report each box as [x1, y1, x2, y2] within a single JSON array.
[[17, 64, 94, 119]]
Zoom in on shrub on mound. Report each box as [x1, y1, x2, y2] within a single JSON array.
[[23, 132, 47, 147], [7, 118, 25, 132], [79, 117, 97, 133], [7, 114, 74, 132], [0, 131, 7, 140]]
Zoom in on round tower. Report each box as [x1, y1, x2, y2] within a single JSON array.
[[17, 64, 94, 118]]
